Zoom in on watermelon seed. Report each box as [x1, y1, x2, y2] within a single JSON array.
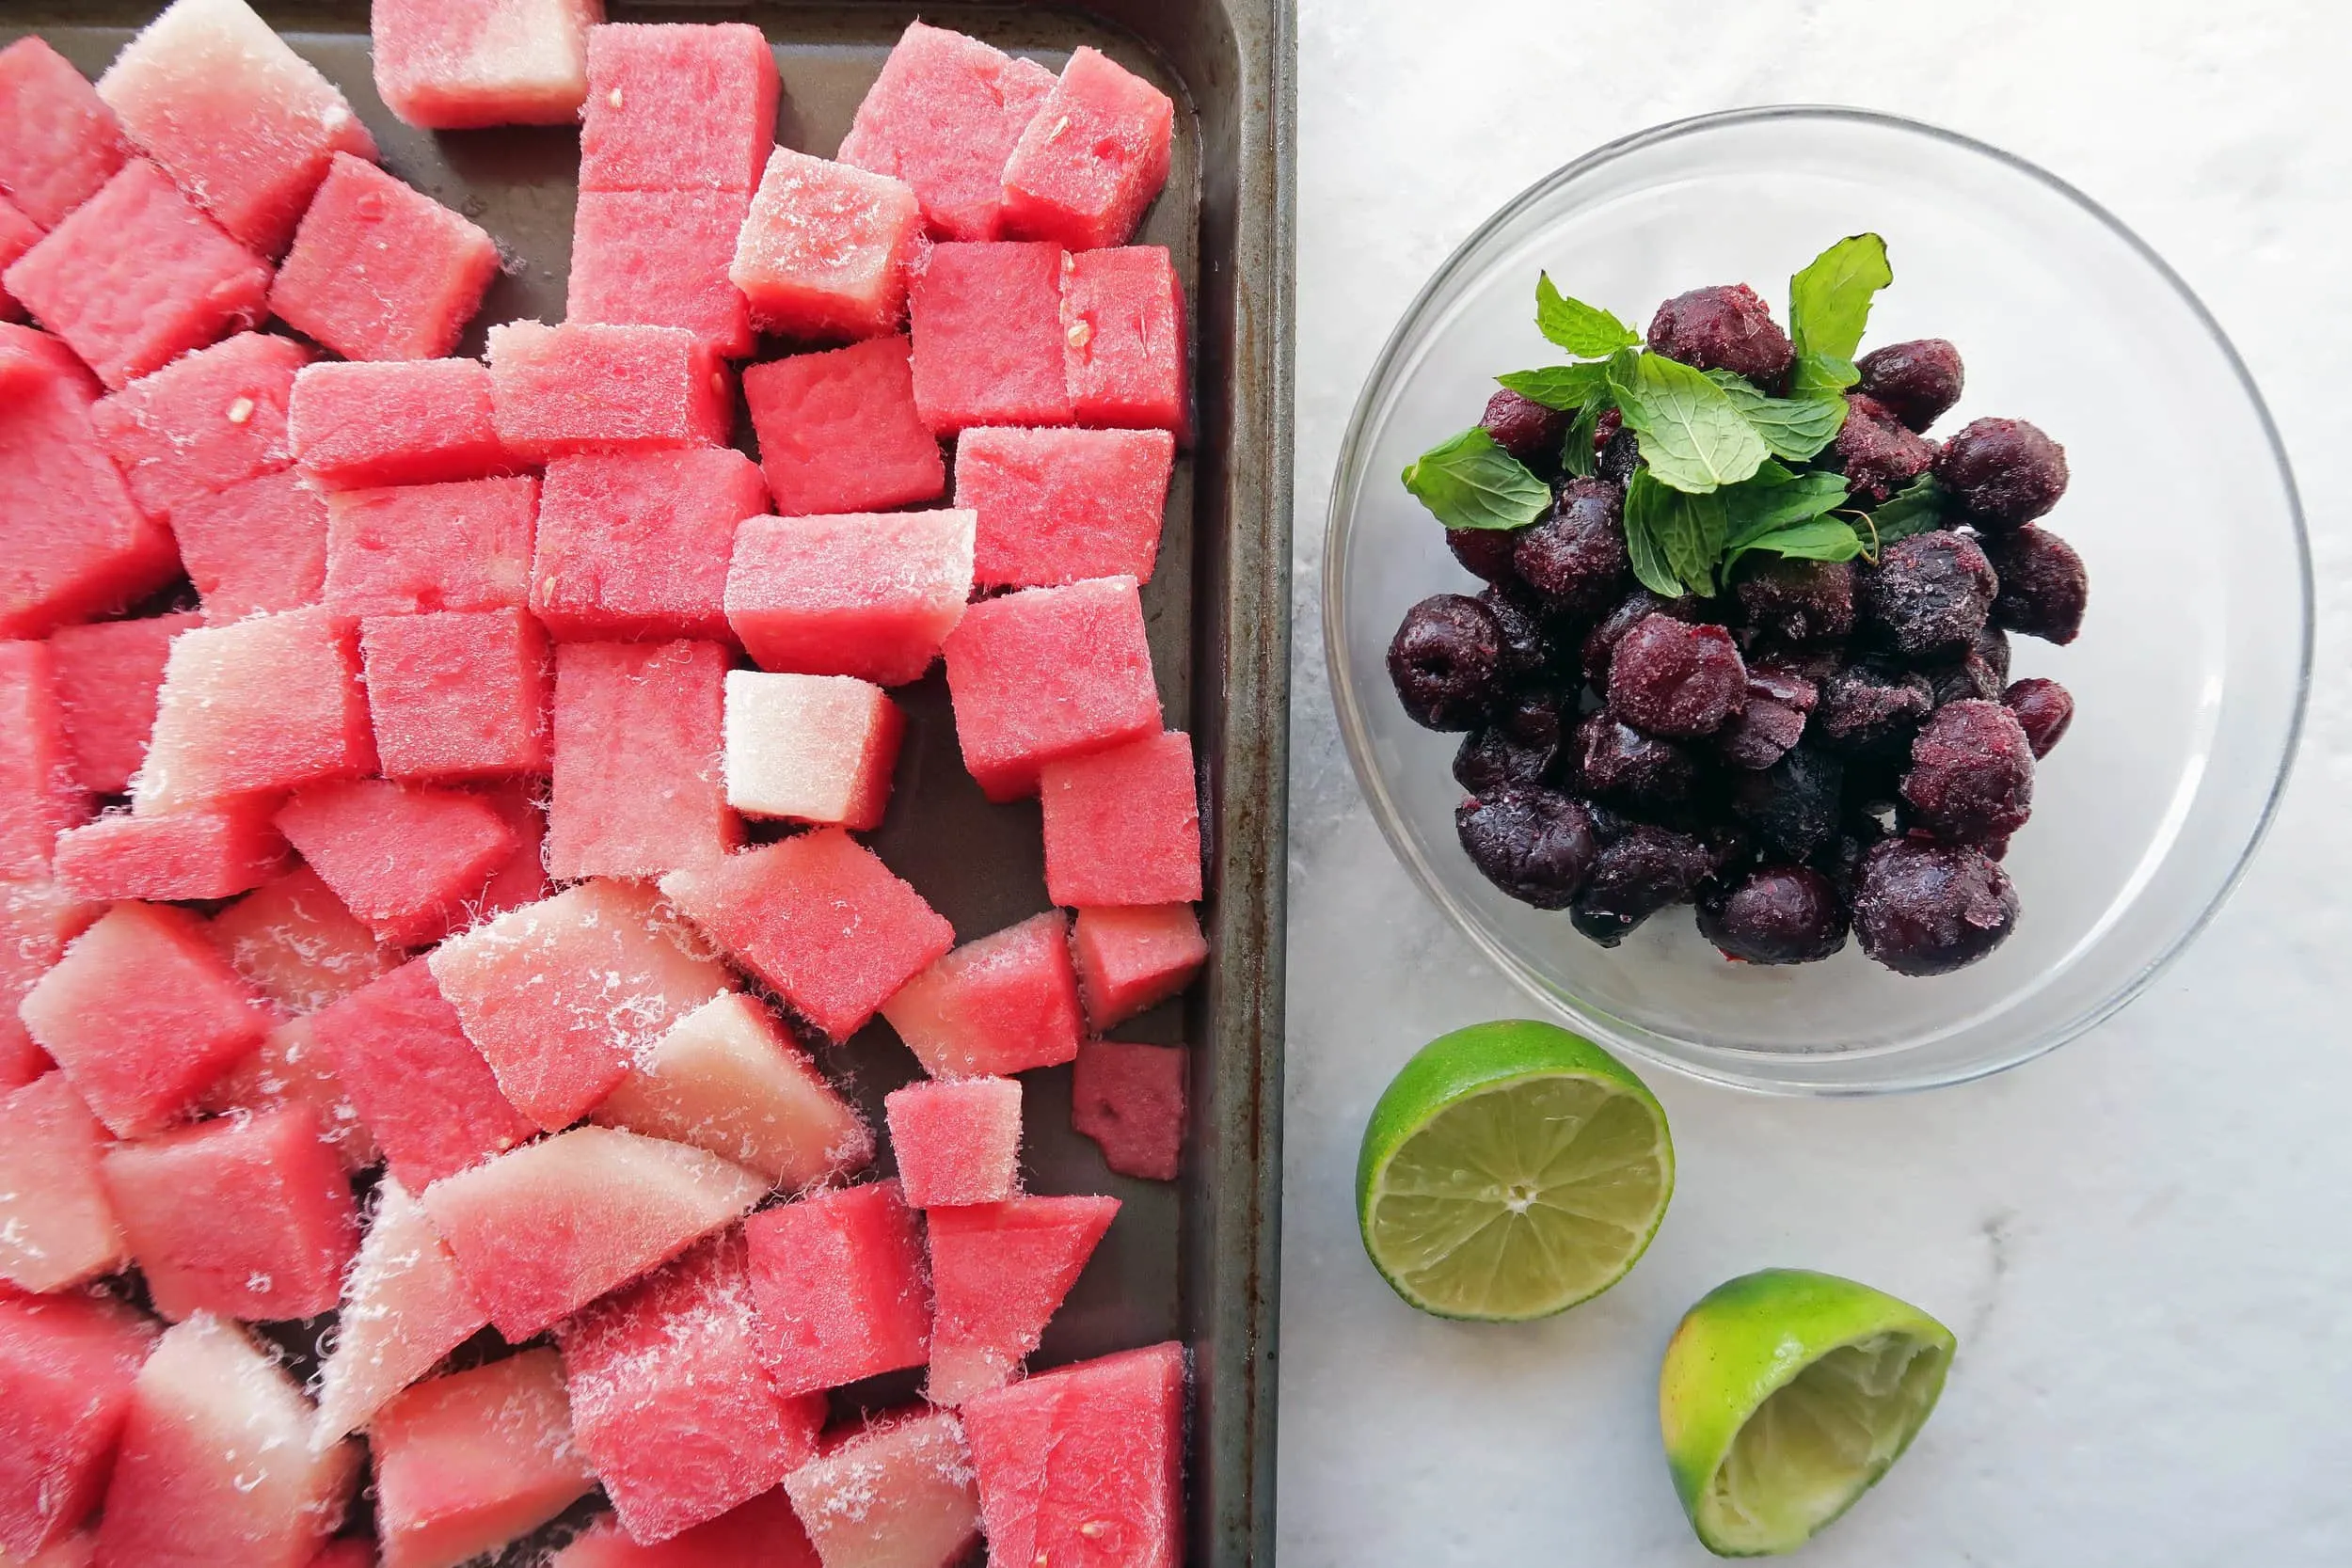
[[227, 396, 256, 424], [609, 87, 625, 109], [1067, 321, 1092, 349]]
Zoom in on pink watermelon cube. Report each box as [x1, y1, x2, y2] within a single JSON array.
[[420, 1128, 765, 1340], [467, 781, 551, 922], [660, 831, 955, 1044], [205, 864, 397, 1016], [0, 1292, 156, 1558], [955, 425, 1175, 588], [568, 188, 754, 359], [0, 880, 100, 1095], [135, 607, 374, 815], [0, 1073, 127, 1292], [548, 640, 740, 880], [883, 1077, 1022, 1209], [742, 1181, 930, 1395], [87, 330, 308, 519], [836, 22, 1056, 243], [559, 1232, 826, 1544], [487, 320, 732, 460], [172, 468, 332, 625], [94, 1314, 359, 1568], [729, 149, 922, 342], [197, 1014, 378, 1172], [1065, 245, 1187, 432], [551, 1489, 818, 1568], [961, 1342, 1185, 1568], [99, 1103, 358, 1322], [311, 1178, 490, 1445], [779, 1410, 978, 1568], [906, 240, 1073, 433], [45, 611, 200, 795], [593, 991, 873, 1193], [360, 610, 551, 780], [96, 0, 376, 257], [287, 358, 515, 491], [723, 512, 974, 689], [51, 803, 291, 903], [1070, 1040, 1186, 1181], [1071, 904, 1207, 1031], [270, 155, 500, 362], [580, 24, 778, 194], [723, 671, 902, 831], [741, 336, 943, 517], [371, 1350, 595, 1568], [0, 641, 88, 878], [371, 0, 600, 131], [531, 449, 767, 644], [1040, 729, 1201, 907], [1000, 47, 1175, 253], [321, 474, 538, 618], [0, 39, 131, 230], [18, 902, 266, 1139], [0, 194, 37, 322], [426, 879, 733, 1132], [925, 1196, 1119, 1407], [275, 780, 519, 948], [308, 958, 535, 1192], [940, 575, 1160, 801], [877, 911, 1084, 1079]]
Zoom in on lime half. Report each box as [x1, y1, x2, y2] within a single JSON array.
[[1355, 1020, 1674, 1321], [1660, 1269, 1956, 1556]]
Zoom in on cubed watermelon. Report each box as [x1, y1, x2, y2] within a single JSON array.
[[660, 831, 955, 1044], [741, 337, 943, 517], [580, 24, 777, 194], [420, 1128, 765, 1340], [0, 880, 99, 1095], [0, 1074, 127, 1293], [593, 991, 873, 1193], [467, 780, 551, 922], [487, 321, 732, 460], [370, 1350, 595, 1568], [360, 610, 551, 780], [1070, 904, 1206, 1031], [134, 608, 374, 815], [878, 911, 1084, 1079], [723, 671, 902, 831], [779, 1410, 978, 1568], [0, 641, 88, 878], [311, 1178, 489, 1446], [51, 803, 290, 902], [836, 23, 1056, 243], [96, 0, 376, 257], [939, 575, 1159, 801], [0, 195, 39, 322], [0, 39, 130, 230], [1040, 729, 1200, 907], [559, 1232, 825, 1544], [531, 449, 767, 644], [321, 474, 538, 618], [906, 241, 1072, 433], [1064, 245, 1187, 433], [723, 512, 974, 689], [45, 612, 199, 795], [955, 425, 1175, 589], [550, 1489, 818, 1568], [171, 468, 332, 625], [270, 154, 499, 362], [88, 330, 309, 519], [742, 1181, 930, 1396], [0, 1291, 155, 1557], [371, 0, 599, 131], [287, 358, 514, 490], [729, 149, 922, 342], [548, 641, 740, 880], [567, 188, 754, 359], [926, 1196, 1119, 1407], [205, 865, 397, 1015], [1070, 1040, 1185, 1181], [883, 1077, 1021, 1209], [197, 1014, 378, 1172], [275, 780, 519, 948], [961, 1342, 1184, 1568], [1000, 47, 1174, 253]]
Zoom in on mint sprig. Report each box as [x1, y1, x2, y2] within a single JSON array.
[[1788, 233, 1891, 366], [1496, 360, 1613, 412], [1400, 427, 1552, 532], [1608, 350, 1771, 495], [1535, 274, 1640, 358], [1704, 371, 1850, 462], [1723, 465, 1862, 571], [1864, 473, 1947, 546]]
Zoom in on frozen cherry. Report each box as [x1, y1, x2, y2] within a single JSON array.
[[1899, 699, 2034, 845], [1598, 426, 1641, 486], [1445, 526, 1520, 586], [1854, 339, 1963, 432], [1852, 839, 2019, 975], [1645, 283, 1794, 388], [1454, 727, 1559, 795], [1572, 711, 1699, 806], [1983, 527, 2089, 644], [1513, 479, 1629, 617], [1569, 824, 1715, 946], [1857, 530, 1997, 657], [1925, 649, 2004, 707], [1582, 590, 1704, 684], [1731, 743, 1845, 860], [1606, 615, 1747, 738], [1832, 392, 1937, 505], [1972, 624, 2012, 684], [1698, 865, 1850, 965], [1477, 585, 1559, 679], [1594, 406, 1624, 450], [1388, 594, 1502, 731], [1934, 417, 2069, 524], [1715, 664, 1817, 770], [1733, 556, 1855, 643], [1456, 787, 1597, 910], [1502, 685, 1572, 752], [1480, 388, 1571, 474], [2003, 677, 2074, 758], [1816, 661, 1936, 759]]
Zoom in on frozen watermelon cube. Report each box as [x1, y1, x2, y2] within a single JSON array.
[[906, 241, 1073, 433], [723, 671, 902, 831], [19, 902, 266, 1138], [723, 512, 974, 689], [568, 188, 754, 359], [371, 1350, 594, 1568], [0, 641, 88, 878], [0, 880, 99, 1096], [311, 1178, 489, 1445], [205, 864, 397, 1016], [467, 780, 551, 923], [287, 358, 515, 491], [270, 154, 499, 362], [321, 474, 538, 617], [836, 23, 1056, 243], [45, 611, 200, 795], [1070, 1040, 1186, 1181], [1071, 904, 1207, 1031], [551, 1489, 818, 1568], [742, 1181, 930, 1395], [961, 1342, 1184, 1568], [548, 640, 740, 880], [741, 336, 943, 517], [878, 911, 1083, 1080], [0, 1073, 127, 1293], [275, 780, 519, 948], [0, 194, 39, 321], [730, 149, 922, 342], [0, 1292, 155, 1558], [1040, 729, 1201, 907], [135, 607, 374, 815], [531, 449, 767, 644], [0, 39, 130, 230], [780, 1409, 978, 1568], [51, 803, 290, 903], [88, 331, 309, 521], [1000, 47, 1175, 253], [926, 1196, 1119, 1407], [660, 831, 955, 1044], [580, 24, 778, 194], [559, 1232, 826, 1544], [427, 879, 733, 1132], [197, 1014, 378, 1172], [883, 1077, 1021, 1209], [371, 0, 599, 130], [171, 468, 332, 625], [360, 610, 551, 780], [1064, 245, 1187, 432], [488, 320, 732, 460], [421, 1128, 766, 1340], [956, 425, 1175, 588], [97, 0, 377, 257], [940, 575, 1160, 801]]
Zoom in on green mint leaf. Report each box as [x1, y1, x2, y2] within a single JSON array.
[[1620, 472, 1691, 596], [1787, 350, 1861, 402], [1535, 273, 1640, 357], [1788, 232, 1892, 365], [1704, 370, 1851, 462], [1625, 469, 1728, 594], [1725, 517, 1867, 570], [1497, 360, 1613, 411], [1400, 426, 1553, 531], [1867, 474, 1947, 546], [1723, 465, 1851, 550], [1608, 350, 1771, 494], [1560, 399, 1605, 480]]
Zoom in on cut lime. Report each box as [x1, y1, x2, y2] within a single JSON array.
[[1354, 1020, 1673, 1321], [1660, 1269, 1956, 1556]]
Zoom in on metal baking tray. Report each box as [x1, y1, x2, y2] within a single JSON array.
[[0, 2, 1293, 1562]]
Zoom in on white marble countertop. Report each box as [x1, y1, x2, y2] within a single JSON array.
[[1278, 2, 2352, 1561]]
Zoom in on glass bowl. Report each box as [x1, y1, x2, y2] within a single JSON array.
[[1323, 106, 2311, 1094]]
